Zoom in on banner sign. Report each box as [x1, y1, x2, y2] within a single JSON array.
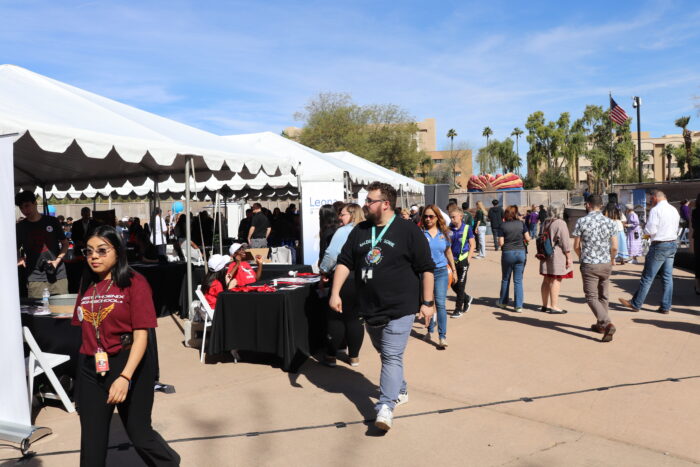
[[300, 181, 345, 267]]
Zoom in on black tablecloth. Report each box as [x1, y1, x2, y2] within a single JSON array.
[[208, 283, 323, 372], [21, 313, 82, 380], [178, 264, 313, 319]]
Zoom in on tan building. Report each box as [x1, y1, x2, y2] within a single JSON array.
[[572, 130, 698, 186], [424, 149, 473, 189]]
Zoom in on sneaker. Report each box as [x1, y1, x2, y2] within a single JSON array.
[[438, 338, 448, 348], [513, 308, 523, 313], [618, 298, 640, 312], [349, 357, 360, 367], [464, 296, 473, 312], [396, 392, 409, 407], [323, 355, 337, 367], [451, 311, 463, 319], [630, 259, 640, 265], [375, 404, 393, 431], [655, 307, 670, 314], [496, 302, 508, 310], [591, 323, 605, 333], [601, 323, 616, 342]]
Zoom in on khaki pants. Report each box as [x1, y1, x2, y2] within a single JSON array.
[[580, 263, 612, 325], [27, 278, 68, 299]]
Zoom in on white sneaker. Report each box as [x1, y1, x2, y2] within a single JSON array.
[[375, 404, 393, 431], [396, 392, 409, 407], [464, 296, 473, 312], [513, 307, 523, 313]]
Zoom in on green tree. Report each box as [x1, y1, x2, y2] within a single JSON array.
[[496, 138, 521, 173], [418, 151, 434, 182], [511, 127, 523, 159], [482, 127, 493, 147], [447, 128, 457, 152], [295, 92, 422, 175], [675, 116, 693, 178]]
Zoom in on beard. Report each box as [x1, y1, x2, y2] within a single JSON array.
[[364, 207, 379, 224]]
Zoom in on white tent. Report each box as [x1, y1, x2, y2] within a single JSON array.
[[325, 151, 424, 194], [0, 65, 297, 451]]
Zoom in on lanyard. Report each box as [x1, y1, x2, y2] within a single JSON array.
[[459, 224, 470, 261], [371, 215, 396, 249]]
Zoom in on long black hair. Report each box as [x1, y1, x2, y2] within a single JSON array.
[[318, 204, 339, 262], [202, 267, 230, 295], [80, 225, 133, 294]]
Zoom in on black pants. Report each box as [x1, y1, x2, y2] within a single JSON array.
[[76, 349, 180, 467], [451, 259, 472, 312], [326, 277, 364, 358]]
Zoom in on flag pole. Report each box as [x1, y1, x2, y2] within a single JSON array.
[[608, 92, 614, 193]]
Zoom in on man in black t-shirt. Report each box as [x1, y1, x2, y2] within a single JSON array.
[[15, 192, 69, 298], [331, 182, 435, 432], [247, 203, 271, 248], [488, 199, 504, 251]]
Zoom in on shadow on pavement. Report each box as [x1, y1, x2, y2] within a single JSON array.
[[494, 311, 600, 342], [632, 318, 700, 335]]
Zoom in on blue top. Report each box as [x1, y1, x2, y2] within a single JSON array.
[[319, 223, 355, 273], [449, 222, 474, 259], [423, 229, 450, 268]]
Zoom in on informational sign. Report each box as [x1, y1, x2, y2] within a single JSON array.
[[0, 135, 31, 427], [300, 181, 345, 267]]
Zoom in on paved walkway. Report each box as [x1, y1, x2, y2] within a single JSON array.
[[3, 244, 699, 466]]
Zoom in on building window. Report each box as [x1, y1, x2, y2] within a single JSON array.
[[433, 159, 443, 164], [643, 164, 654, 170], [455, 172, 461, 177]]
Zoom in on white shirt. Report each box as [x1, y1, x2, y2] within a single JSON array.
[[644, 200, 680, 241], [151, 215, 168, 246]]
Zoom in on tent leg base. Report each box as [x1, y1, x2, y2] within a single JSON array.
[[0, 420, 52, 456]]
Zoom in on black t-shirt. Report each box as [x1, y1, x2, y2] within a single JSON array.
[[337, 217, 435, 319], [488, 206, 504, 228], [250, 212, 270, 239], [498, 220, 527, 251], [16, 215, 67, 281]]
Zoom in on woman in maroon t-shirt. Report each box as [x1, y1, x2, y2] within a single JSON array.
[[72, 225, 179, 467]]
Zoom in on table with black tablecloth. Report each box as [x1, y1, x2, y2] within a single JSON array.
[[21, 312, 82, 380], [178, 264, 313, 319], [207, 282, 323, 372]]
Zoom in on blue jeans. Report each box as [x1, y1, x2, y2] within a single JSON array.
[[492, 227, 502, 251], [428, 266, 448, 338], [529, 224, 538, 239], [365, 314, 414, 411], [499, 249, 526, 308], [631, 241, 677, 311]]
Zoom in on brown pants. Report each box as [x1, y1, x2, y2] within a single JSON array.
[[27, 279, 68, 299], [580, 263, 612, 325]]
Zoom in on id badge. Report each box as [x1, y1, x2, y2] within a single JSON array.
[[95, 349, 109, 376], [362, 268, 373, 282]]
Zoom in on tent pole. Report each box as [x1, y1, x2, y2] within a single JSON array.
[[185, 157, 193, 320], [41, 185, 49, 216], [217, 191, 223, 254]]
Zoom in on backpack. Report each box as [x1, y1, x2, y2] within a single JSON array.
[[535, 220, 555, 260]]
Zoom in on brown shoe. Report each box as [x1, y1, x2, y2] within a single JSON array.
[[591, 323, 605, 333], [618, 298, 639, 312], [656, 307, 670, 314], [601, 323, 616, 342]]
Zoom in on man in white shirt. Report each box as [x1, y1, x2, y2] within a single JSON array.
[[619, 190, 680, 313], [150, 207, 168, 256]]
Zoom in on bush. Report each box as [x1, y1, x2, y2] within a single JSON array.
[[539, 168, 573, 190]]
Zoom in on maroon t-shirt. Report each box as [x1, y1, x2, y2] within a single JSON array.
[[72, 272, 157, 355]]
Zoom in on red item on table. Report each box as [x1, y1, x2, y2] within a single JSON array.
[[230, 285, 278, 293]]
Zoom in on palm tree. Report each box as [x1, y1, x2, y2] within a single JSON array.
[[482, 127, 493, 147], [675, 116, 692, 177], [662, 145, 675, 180], [511, 127, 523, 157], [446, 128, 457, 152]]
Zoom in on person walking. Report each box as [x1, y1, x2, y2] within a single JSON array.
[[461, 201, 475, 230], [330, 182, 435, 432], [421, 205, 456, 349], [691, 194, 700, 294], [71, 226, 180, 466], [448, 206, 475, 319], [497, 206, 530, 312], [488, 199, 504, 251], [538, 202, 573, 314], [474, 201, 488, 258], [605, 205, 628, 265], [679, 199, 690, 247], [319, 203, 366, 367], [527, 204, 539, 239], [619, 190, 680, 314], [572, 195, 618, 342], [624, 205, 642, 264], [247, 203, 271, 248]]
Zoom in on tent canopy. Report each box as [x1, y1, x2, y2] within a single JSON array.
[[0, 65, 294, 191]]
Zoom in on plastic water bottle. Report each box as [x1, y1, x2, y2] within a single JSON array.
[[42, 288, 50, 312]]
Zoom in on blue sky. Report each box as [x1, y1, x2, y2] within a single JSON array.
[[2, 0, 699, 168]]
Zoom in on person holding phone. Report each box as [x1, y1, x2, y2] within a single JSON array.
[[228, 243, 263, 287], [71, 225, 179, 466]]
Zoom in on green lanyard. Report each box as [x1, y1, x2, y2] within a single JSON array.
[[371, 215, 396, 249]]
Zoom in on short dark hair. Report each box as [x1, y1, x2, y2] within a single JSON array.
[[503, 205, 519, 221], [252, 202, 262, 210], [81, 207, 91, 216], [461, 202, 469, 210], [491, 199, 499, 206], [15, 191, 36, 206], [366, 181, 397, 209], [587, 195, 603, 208]]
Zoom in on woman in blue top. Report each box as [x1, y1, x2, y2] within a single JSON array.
[[319, 203, 365, 367], [422, 204, 456, 349]]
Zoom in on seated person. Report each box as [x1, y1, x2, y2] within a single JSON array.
[[133, 232, 160, 263], [227, 243, 263, 287], [202, 254, 235, 309]]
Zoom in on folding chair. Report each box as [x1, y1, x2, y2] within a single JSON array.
[[23, 327, 75, 413], [194, 286, 238, 363]]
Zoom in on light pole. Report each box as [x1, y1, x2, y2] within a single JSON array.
[[632, 96, 642, 183]]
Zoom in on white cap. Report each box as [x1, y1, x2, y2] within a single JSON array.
[[410, 205, 418, 212], [229, 242, 245, 255], [207, 254, 229, 272]]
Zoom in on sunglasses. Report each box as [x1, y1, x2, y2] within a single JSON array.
[[82, 247, 113, 257], [365, 197, 386, 205], [423, 214, 436, 219]]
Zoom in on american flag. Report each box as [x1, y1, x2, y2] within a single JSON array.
[[609, 96, 629, 125]]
